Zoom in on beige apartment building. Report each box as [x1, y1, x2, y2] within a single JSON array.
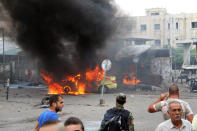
[[121, 8, 197, 47]]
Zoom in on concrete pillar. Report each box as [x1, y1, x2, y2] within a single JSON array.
[[183, 44, 190, 65]]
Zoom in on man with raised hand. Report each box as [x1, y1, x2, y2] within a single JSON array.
[[148, 85, 193, 123]]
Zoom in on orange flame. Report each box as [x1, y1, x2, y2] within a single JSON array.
[[41, 66, 104, 95], [40, 73, 65, 94], [123, 75, 140, 85], [86, 66, 104, 82]]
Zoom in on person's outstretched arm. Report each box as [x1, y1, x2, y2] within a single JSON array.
[[148, 93, 168, 113]]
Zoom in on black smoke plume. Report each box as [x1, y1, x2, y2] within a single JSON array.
[[0, 0, 117, 79]]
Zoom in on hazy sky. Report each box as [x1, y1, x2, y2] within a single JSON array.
[[115, 0, 197, 16]]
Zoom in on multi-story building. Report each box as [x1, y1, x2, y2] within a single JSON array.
[[120, 8, 197, 47]]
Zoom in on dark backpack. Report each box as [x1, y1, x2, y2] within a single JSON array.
[[101, 108, 130, 131]]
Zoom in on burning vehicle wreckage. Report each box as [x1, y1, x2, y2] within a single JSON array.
[[40, 66, 116, 95], [39, 44, 171, 95]]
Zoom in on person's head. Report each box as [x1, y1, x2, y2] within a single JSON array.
[[64, 117, 84, 131], [116, 93, 126, 105], [49, 95, 64, 112], [169, 85, 179, 97], [40, 120, 64, 131], [167, 101, 183, 123]]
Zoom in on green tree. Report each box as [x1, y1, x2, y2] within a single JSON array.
[[171, 47, 183, 69]]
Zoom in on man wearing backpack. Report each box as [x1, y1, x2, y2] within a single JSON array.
[[100, 93, 134, 131]]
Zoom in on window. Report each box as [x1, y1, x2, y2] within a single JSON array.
[[168, 23, 170, 30], [140, 24, 146, 31], [154, 24, 160, 30], [176, 22, 178, 29], [151, 12, 159, 16], [155, 40, 161, 46], [192, 22, 197, 28]]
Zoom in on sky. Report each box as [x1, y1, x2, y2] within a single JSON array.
[[115, 0, 197, 16]]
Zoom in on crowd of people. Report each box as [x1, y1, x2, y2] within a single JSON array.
[[34, 85, 197, 131]]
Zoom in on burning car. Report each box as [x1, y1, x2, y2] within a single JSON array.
[[41, 66, 117, 95]]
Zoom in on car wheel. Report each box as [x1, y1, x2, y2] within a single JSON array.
[[63, 86, 72, 94]]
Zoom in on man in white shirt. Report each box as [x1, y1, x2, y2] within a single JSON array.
[[155, 100, 193, 131]]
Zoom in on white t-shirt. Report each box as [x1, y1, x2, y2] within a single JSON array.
[[154, 98, 193, 120], [192, 114, 197, 131]]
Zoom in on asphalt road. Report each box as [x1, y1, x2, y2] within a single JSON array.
[[0, 86, 197, 131]]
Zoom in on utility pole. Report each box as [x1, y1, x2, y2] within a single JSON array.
[[0, 28, 5, 89], [3, 28, 5, 89]]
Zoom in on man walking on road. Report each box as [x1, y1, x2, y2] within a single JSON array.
[[100, 93, 134, 131], [34, 95, 64, 131], [148, 85, 193, 123], [155, 100, 193, 131]]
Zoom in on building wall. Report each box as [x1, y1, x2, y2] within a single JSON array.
[[151, 57, 172, 86], [124, 8, 197, 47]]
